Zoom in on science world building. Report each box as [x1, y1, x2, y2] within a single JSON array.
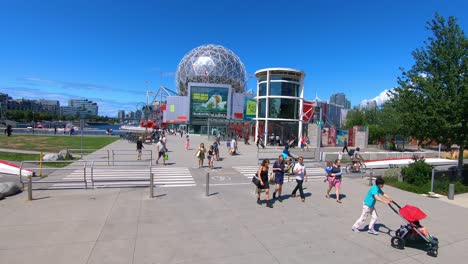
[[164, 44, 254, 135], [175, 44, 247, 95]]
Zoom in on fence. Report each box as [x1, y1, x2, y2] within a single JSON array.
[[66, 149, 153, 165], [256, 146, 316, 164], [320, 151, 439, 162], [19, 159, 157, 200]]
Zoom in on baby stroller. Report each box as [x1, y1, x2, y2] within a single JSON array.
[[388, 201, 439, 257]]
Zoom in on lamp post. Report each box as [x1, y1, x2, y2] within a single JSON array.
[[32, 111, 35, 135]]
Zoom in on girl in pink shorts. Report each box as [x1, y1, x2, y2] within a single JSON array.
[[325, 159, 343, 203]]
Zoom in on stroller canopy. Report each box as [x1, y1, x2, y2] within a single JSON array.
[[399, 205, 427, 222]]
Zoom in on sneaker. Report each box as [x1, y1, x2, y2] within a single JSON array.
[[273, 192, 276, 199], [256, 198, 261, 205], [351, 227, 361, 233], [266, 203, 273, 208], [301, 198, 305, 202], [368, 229, 379, 235]]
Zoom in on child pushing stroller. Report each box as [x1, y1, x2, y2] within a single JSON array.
[[388, 201, 439, 257]]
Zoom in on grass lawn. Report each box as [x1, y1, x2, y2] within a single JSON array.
[[0, 135, 118, 152], [0, 152, 78, 168]]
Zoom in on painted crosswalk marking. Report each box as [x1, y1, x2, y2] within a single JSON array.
[[50, 167, 196, 189], [232, 165, 326, 182]]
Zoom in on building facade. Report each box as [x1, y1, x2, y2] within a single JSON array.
[[61, 99, 98, 118], [117, 110, 125, 121], [254, 68, 305, 146], [329, 93, 351, 109]]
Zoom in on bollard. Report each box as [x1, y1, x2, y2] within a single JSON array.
[[448, 184, 455, 200], [39, 152, 43, 177], [368, 170, 373, 186], [27, 176, 32, 201], [149, 173, 154, 198], [206, 172, 210, 197], [430, 169, 435, 193]]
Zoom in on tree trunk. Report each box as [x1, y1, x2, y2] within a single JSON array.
[[458, 144, 464, 178]]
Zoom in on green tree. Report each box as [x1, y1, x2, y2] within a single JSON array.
[[391, 13, 467, 174]]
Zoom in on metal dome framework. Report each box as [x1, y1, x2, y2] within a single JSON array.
[[176, 44, 247, 95]]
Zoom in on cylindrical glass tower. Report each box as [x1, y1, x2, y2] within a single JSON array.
[[254, 68, 305, 147]]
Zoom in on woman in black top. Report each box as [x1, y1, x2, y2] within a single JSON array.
[[256, 159, 272, 208], [207, 145, 215, 169], [136, 136, 144, 160]]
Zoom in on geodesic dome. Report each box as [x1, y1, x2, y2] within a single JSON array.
[[176, 44, 247, 95]]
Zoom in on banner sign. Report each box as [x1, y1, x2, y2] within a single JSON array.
[[336, 129, 349, 146], [244, 97, 256, 120], [190, 86, 229, 119]]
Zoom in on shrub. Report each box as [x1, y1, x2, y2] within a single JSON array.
[[401, 159, 433, 186], [384, 168, 402, 178]]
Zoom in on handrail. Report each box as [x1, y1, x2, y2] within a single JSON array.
[[21, 159, 154, 200]]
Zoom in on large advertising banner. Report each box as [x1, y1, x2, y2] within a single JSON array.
[[189, 84, 231, 121], [336, 129, 349, 146], [348, 128, 355, 147], [244, 97, 256, 120]]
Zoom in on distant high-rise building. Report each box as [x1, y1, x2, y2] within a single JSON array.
[[117, 110, 125, 120], [37, 99, 60, 115], [367, 100, 377, 109], [135, 110, 142, 120], [329, 93, 351, 109], [61, 99, 98, 118]]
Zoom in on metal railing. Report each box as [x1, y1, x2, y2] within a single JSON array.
[[320, 151, 438, 162], [256, 146, 316, 164], [19, 159, 155, 200]]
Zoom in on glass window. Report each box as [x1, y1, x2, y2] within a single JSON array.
[[268, 98, 299, 119], [258, 77, 267, 82], [269, 82, 300, 97], [259, 83, 267, 96], [258, 99, 266, 118], [270, 76, 300, 82]]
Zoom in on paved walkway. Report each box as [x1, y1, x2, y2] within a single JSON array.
[[0, 134, 467, 263]]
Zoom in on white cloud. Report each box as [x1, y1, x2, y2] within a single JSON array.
[[360, 89, 394, 106]]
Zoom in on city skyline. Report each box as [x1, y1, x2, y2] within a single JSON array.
[[1, 0, 467, 117]]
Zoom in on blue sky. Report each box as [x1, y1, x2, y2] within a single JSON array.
[[1, 0, 467, 117]]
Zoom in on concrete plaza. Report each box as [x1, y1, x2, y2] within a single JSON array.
[[0, 134, 467, 264]]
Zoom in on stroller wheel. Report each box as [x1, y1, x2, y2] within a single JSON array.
[[427, 247, 438, 257], [391, 236, 405, 249]]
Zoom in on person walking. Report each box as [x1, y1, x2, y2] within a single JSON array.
[[272, 155, 285, 202], [213, 141, 220, 161], [256, 159, 273, 208], [291, 156, 307, 202], [161, 134, 168, 151], [185, 135, 190, 150], [155, 139, 166, 165], [325, 159, 343, 203], [230, 137, 238, 155], [352, 177, 393, 235], [195, 143, 206, 168], [207, 145, 215, 169], [136, 136, 144, 160], [342, 138, 349, 154]]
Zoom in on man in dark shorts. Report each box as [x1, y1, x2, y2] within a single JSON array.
[[155, 140, 166, 165]]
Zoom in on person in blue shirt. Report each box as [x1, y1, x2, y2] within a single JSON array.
[[281, 145, 295, 160], [351, 177, 393, 235]]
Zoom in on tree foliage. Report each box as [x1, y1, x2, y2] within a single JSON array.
[[344, 103, 402, 144], [390, 13, 467, 171]]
